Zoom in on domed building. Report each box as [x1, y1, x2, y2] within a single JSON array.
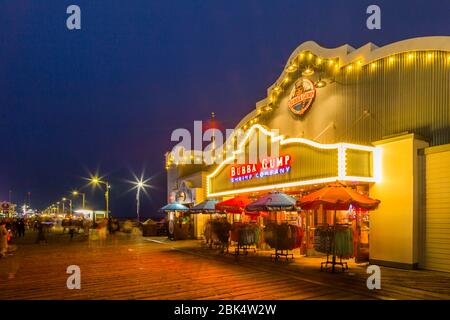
[[165, 36, 450, 272]]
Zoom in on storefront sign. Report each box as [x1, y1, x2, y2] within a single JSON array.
[[230, 155, 291, 183], [288, 78, 316, 116]]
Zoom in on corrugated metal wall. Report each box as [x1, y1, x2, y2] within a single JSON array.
[[335, 51, 450, 146], [257, 51, 450, 147]]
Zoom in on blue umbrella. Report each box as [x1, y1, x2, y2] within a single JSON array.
[[190, 199, 219, 213], [159, 203, 189, 212], [246, 191, 298, 212]]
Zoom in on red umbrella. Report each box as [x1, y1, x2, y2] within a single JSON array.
[[297, 183, 380, 210], [215, 196, 252, 214]]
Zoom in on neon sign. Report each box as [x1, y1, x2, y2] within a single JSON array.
[[230, 155, 291, 183]]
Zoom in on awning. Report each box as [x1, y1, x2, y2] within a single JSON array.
[[159, 203, 189, 212], [190, 199, 219, 213]]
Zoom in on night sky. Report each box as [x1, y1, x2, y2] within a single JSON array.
[[1, 0, 449, 218]]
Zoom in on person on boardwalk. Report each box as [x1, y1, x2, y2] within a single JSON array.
[[35, 220, 47, 244], [17, 219, 26, 238], [68, 219, 76, 240], [97, 219, 107, 242], [12, 219, 19, 238], [0, 221, 9, 257], [107, 216, 113, 235], [83, 219, 90, 236]]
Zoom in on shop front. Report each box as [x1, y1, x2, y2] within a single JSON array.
[[205, 125, 379, 264], [165, 36, 450, 271]]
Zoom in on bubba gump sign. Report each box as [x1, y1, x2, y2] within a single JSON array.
[[288, 78, 316, 116], [230, 155, 291, 183]]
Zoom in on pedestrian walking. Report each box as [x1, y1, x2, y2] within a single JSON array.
[[68, 220, 75, 240], [35, 221, 47, 244], [17, 219, 26, 238], [107, 217, 113, 235], [12, 219, 19, 238], [83, 219, 90, 236], [0, 221, 9, 258]]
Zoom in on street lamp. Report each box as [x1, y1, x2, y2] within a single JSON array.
[[129, 174, 152, 222], [90, 176, 110, 218], [62, 197, 72, 215], [72, 191, 86, 209]]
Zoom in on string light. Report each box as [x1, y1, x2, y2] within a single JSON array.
[[302, 68, 314, 76], [286, 63, 298, 72]]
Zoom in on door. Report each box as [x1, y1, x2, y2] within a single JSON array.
[[423, 146, 450, 272]]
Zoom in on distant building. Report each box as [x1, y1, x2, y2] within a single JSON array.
[[1, 201, 17, 218]]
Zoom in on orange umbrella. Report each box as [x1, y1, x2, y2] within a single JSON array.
[[215, 196, 252, 214], [297, 182, 380, 272], [297, 183, 380, 211]]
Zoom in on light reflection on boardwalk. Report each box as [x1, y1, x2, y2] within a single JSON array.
[[1, 232, 450, 300]]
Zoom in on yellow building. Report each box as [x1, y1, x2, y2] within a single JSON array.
[[165, 36, 450, 272]]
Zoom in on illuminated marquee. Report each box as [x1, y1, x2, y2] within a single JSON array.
[[230, 155, 292, 183], [206, 124, 381, 197]]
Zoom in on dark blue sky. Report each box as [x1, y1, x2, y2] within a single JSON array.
[[1, 0, 449, 217]]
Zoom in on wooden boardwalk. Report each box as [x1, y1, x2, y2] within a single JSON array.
[[1, 232, 450, 300]]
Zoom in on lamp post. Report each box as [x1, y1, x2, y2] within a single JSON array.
[[62, 197, 72, 215], [90, 176, 110, 218], [72, 191, 86, 209], [130, 175, 151, 222]]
